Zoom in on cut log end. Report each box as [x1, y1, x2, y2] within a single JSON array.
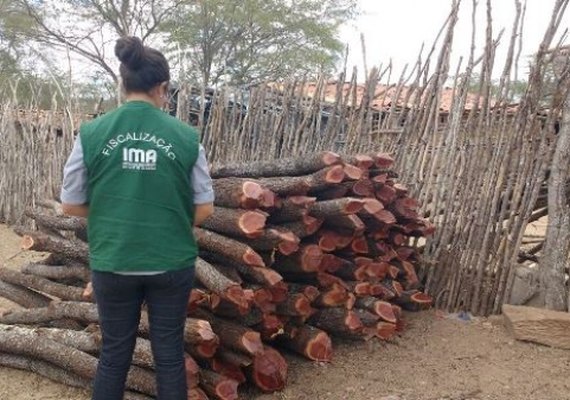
[[325, 165, 346, 183], [302, 216, 323, 235], [240, 211, 267, 236], [251, 347, 288, 393], [243, 249, 265, 268], [306, 331, 333, 362], [242, 331, 264, 355], [21, 236, 35, 251], [243, 181, 264, 200], [362, 198, 384, 214], [346, 311, 363, 332], [343, 164, 364, 181], [323, 151, 341, 166]]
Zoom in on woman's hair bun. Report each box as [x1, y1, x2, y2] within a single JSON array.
[[115, 36, 145, 70]]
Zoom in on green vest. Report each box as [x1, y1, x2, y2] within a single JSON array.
[[80, 101, 200, 272]]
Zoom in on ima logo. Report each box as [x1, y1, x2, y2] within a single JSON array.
[[122, 148, 157, 170]]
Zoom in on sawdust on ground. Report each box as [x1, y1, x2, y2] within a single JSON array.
[[1, 224, 569, 400]]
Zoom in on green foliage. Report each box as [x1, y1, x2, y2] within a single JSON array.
[[165, 0, 357, 86]]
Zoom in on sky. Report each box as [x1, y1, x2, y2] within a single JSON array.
[[339, 0, 570, 81]]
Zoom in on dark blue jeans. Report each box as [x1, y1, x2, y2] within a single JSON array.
[[91, 267, 194, 400]]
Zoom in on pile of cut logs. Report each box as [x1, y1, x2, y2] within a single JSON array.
[[0, 151, 434, 400]]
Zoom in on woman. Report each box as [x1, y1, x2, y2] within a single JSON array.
[[60, 36, 214, 400]]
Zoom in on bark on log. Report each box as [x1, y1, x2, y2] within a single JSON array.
[[280, 216, 323, 238], [246, 228, 300, 255], [21, 263, 90, 282], [355, 297, 397, 323], [277, 324, 333, 362], [324, 214, 365, 233], [193, 309, 264, 356], [0, 352, 152, 399], [33, 327, 156, 369], [201, 207, 267, 238], [313, 285, 349, 308], [309, 198, 365, 219], [0, 324, 156, 396], [353, 309, 380, 326], [375, 185, 397, 205], [0, 352, 90, 390], [188, 388, 209, 400], [0, 279, 51, 308], [0, 301, 98, 325], [273, 245, 323, 274], [308, 309, 363, 338], [211, 357, 247, 384], [158, 314, 219, 358], [200, 252, 283, 287], [20, 232, 89, 264], [24, 209, 87, 240], [312, 185, 349, 200], [0, 268, 86, 302], [253, 313, 284, 341], [275, 293, 314, 318], [200, 369, 239, 400], [211, 179, 265, 209], [288, 284, 320, 302], [394, 290, 432, 311], [341, 154, 375, 170], [269, 196, 314, 224], [196, 258, 249, 309], [195, 228, 265, 267], [210, 151, 341, 178], [255, 176, 311, 196]]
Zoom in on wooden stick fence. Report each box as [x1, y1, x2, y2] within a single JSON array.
[[1, 0, 569, 315]]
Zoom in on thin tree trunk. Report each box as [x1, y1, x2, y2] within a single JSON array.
[[541, 78, 570, 311]]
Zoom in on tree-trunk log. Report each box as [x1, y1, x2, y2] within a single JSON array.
[[188, 387, 209, 400], [246, 228, 300, 255], [248, 346, 288, 393], [24, 209, 87, 241], [0, 352, 152, 400], [277, 324, 332, 362], [257, 165, 345, 196], [309, 198, 365, 219], [273, 245, 323, 274], [21, 263, 90, 282], [0, 324, 156, 396], [196, 258, 248, 309], [308, 309, 363, 338], [212, 179, 265, 209], [0, 268, 86, 302], [19, 231, 89, 264], [355, 297, 397, 323], [269, 196, 314, 223], [0, 279, 51, 308], [280, 216, 323, 238], [200, 252, 283, 287], [201, 207, 267, 238], [210, 151, 341, 178], [193, 309, 263, 356], [195, 228, 264, 268], [200, 369, 240, 400], [275, 293, 314, 318]]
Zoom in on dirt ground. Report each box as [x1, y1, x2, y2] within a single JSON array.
[[1, 223, 570, 400]]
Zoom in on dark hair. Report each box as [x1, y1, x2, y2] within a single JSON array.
[[115, 36, 170, 93]]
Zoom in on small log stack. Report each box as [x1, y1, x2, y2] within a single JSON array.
[[0, 151, 434, 399]]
